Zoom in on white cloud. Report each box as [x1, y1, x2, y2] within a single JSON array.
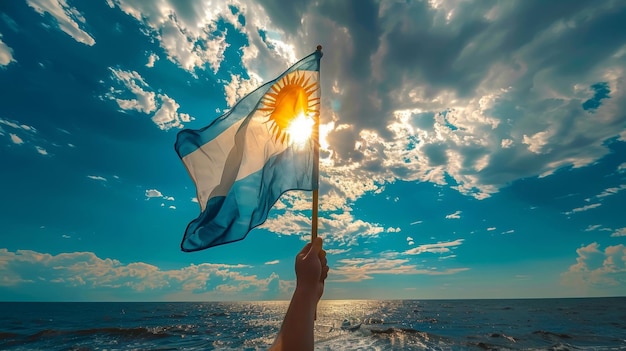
[[264, 210, 392, 247], [151, 94, 193, 131], [0, 34, 15, 66], [224, 73, 263, 108], [594, 185, 626, 199], [501, 229, 515, 235], [253, 0, 626, 202], [163, 196, 175, 201], [265, 260, 279, 265], [0, 248, 280, 300], [87, 175, 107, 181], [410, 220, 423, 225], [561, 243, 626, 293], [105, 68, 156, 114], [611, 228, 626, 237], [35, 146, 48, 155], [403, 239, 464, 256], [145, 189, 163, 198], [108, 0, 232, 74], [9, 133, 23, 145], [26, 0, 95, 46], [146, 53, 159, 67], [618, 163, 626, 173], [169, 205, 176, 210], [104, 69, 194, 130], [584, 224, 602, 232], [445, 210, 462, 219], [331, 256, 469, 282], [564, 203, 602, 216], [487, 227, 496, 231]]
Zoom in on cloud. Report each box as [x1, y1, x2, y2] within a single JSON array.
[[35, 146, 48, 155], [104, 68, 194, 130], [224, 73, 263, 108], [108, 0, 232, 74], [87, 175, 107, 181], [151, 94, 193, 131], [487, 227, 496, 231], [264, 260, 279, 265], [403, 239, 464, 256], [263, 210, 392, 247], [253, 0, 626, 201], [9, 133, 23, 145], [331, 256, 469, 282], [146, 53, 159, 67], [561, 243, 626, 292], [0, 248, 279, 300], [564, 203, 602, 216], [26, 0, 95, 46], [593, 185, 626, 199], [611, 228, 626, 237], [105, 68, 157, 114], [145, 189, 163, 198], [445, 210, 462, 219], [0, 34, 15, 66]]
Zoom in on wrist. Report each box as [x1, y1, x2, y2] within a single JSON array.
[[293, 285, 319, 305]]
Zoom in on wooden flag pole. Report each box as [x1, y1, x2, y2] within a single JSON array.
[[311, 45, 322, 243]]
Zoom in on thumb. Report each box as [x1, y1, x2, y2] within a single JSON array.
[[307, 237, 322, 257], [298, 242, 313, 257]]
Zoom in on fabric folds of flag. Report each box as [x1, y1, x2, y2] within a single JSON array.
[[175, 50, 322, 252]]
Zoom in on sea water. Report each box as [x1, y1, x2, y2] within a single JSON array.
[[0, 298, 625, 350]]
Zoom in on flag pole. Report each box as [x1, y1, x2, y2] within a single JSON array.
[[311, 45, 322, 243]]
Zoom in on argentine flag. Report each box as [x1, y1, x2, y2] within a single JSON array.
[[175, 50, 322, 252]]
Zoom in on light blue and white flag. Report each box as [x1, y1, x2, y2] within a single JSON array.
[[175, 50, 322, 252]]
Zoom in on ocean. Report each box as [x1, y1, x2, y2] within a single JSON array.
[[0, 298, 625, 350]]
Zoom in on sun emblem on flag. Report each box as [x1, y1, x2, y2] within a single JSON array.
[[259, 71, 320, 146]]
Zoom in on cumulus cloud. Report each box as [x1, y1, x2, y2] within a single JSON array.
[[107, 0, 232, 74], [0, 248, 279, 300], [561, 243, 626, 293], [26, 0, 95, 45], [252, 0, 626, 202], [104, 68, 194, 130], [263, 210, 393, 247], [105, 68, 157, 114]]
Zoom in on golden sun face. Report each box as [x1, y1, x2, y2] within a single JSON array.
[[259, 71, 319, 146]]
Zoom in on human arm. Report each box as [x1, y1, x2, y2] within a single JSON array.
[[270, 237, 329, 351]]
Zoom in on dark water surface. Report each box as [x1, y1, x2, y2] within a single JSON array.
[[1, 297, 625, 350]]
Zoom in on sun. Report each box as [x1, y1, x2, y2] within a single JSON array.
[[259, 71, 319, 146]]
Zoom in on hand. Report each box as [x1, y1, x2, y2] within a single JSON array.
[[295, 237, 329, 302]]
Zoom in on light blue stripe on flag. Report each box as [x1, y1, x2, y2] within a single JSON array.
[[175, 50, 322, 252]]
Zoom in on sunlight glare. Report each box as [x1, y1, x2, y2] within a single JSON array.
[[286, 112, 315, 147]]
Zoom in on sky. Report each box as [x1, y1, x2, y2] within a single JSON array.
[[0, 0, 625, 302]]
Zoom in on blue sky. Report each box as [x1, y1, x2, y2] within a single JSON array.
[[1, 0, 625, 302]]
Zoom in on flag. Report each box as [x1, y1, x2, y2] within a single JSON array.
[[175, 50, 322, 252]]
